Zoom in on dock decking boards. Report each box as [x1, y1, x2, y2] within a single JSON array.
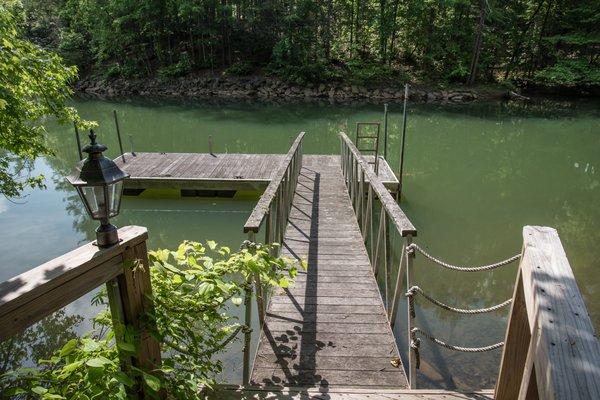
[[114, 153, 399, 192], [250, 155, 408, 389]]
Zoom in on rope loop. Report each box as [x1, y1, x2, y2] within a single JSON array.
[[408, 243, 520, 272], [411, 327, 504, 353], [405, 287, 417, 318], [410, 329, 421, 369], [406, 285, 512, 315]]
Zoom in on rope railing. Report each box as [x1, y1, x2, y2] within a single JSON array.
[[408, 243, 520, 272], [339, 132, 522, 390], [410, 327, 504, 369], [405, 286, 512, 315], [405, 242, 515, 375]]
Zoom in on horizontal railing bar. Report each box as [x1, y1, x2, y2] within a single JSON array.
[[340, 132, 416, 237], [244, 132, 305, 233], [0, 225, 148, 341]]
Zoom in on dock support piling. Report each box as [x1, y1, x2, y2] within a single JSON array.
[[128, 134, 136, 156], [73, 121, 83, 161], [383, 103, 389, 159], [398, 84, 409, 202], [113, 110, 125, 162]]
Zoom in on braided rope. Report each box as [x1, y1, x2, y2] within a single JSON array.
[[406, 286, 512, 314], [408, 243, 520, 272], [411, 327, 504, 353]]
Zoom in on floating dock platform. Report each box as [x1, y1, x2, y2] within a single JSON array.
[[114, 153, 399, 194]]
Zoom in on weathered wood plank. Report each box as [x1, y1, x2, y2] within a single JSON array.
[[496, 226, 600, 400], [244, 132, 306, 233], [115, 152, 399, 194], [0, 226, 148, 341], [251, 157, 407, 388], [203, 385, 495, 400], [340, 133, 416, 237]]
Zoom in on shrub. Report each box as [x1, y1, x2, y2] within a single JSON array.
[[2, 240, 303, 399], [225, 61, 254, 76]]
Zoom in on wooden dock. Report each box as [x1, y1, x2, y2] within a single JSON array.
[[114, 152, 399, 193], [1, 131, 599, 399], [249, 155, 408, 388]]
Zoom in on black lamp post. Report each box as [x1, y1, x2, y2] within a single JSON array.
[[67, 130, 129, 248]]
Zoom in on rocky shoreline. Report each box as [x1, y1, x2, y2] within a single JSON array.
[[74, 75, 504, 103]]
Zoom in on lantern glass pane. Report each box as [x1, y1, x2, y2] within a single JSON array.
[[81, 185, 108, 219], [108, 181, 123, 217]]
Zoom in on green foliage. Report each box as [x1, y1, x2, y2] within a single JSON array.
[[157, 52, 193, 79], [2, 329, 127, 399], [2, 240, 302, 399], [535, 59, 600, 87], [225, 61, 254, 76], [16, 0, 600, 89], [345, 60, 398, 84], [0, 2, 88, 198]]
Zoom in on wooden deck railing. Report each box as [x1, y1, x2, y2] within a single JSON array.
[[496, 226, 600, 400], [0, 226, 161, 399], [243, 131, 305, 238], [340, 132, 419, 387], [241, 131, 305, 384]]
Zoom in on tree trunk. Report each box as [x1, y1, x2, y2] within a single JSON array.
[[467, 0, 486, 85]]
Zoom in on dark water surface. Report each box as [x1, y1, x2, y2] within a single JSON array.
[[1, 97, 598, 389]]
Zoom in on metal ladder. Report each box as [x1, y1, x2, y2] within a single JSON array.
[[355, 122, 381, 174]]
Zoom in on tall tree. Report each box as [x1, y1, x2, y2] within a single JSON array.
[[0, 2, 84, 197]]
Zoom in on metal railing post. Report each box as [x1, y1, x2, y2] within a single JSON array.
[[383, 103, 389, 160], [406, 235, 416, 389], [73, 121, 83, 161], [242, 275, 252, 385], [113, 110, 125, 162]]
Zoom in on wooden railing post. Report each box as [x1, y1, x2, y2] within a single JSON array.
[[495, 269, 530, 400], [373, 208, 386, 277], [242, 277, 252, 385], [389, 243, 407, 326], [108, 240, 162, 399], [496, 226, 600, 400]]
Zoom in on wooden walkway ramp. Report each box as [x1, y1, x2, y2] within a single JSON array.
[[250, 155, 408, 388]]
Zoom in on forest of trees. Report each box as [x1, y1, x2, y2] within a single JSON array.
[[11, 0, 600, 88]]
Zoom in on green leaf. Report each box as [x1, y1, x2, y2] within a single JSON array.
[[114, 371, 135, 387], [32, 386, 48, 395], [142, 372, 161, 392], [231, 296, 243, 306], [198, 282, 215, 295], [82, 339, 100, 353], [207, 240, 217, 250], [161, 263, 182, 274], [279, 277, 290, 288], [117, 342, 136, 353], [63, 360, 84, 373], [85, 356, 112, 368], [42, 394, 65, 399], [59, 339, 78, 357]]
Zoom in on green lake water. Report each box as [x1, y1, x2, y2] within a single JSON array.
[[1, 97, 598, 390]]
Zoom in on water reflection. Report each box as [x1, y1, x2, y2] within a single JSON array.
[[0, 310, 83, 392]]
